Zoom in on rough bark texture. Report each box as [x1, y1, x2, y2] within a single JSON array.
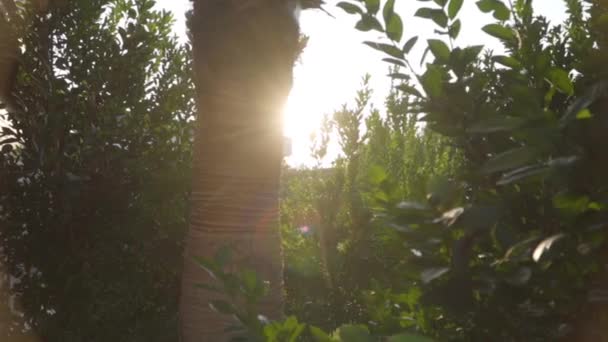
[[180, 1, 299, 341], [0, 0, 19, 110]]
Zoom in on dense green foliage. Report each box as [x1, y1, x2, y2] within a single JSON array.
[[198, 0, 608, 341], [0, 0, 194, 340], [1, 0, 607, 341], [280, 78, 460, 332], [349, 0, 608, 339]]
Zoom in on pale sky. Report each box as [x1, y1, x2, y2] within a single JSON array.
[[154, 0, 567, 167]]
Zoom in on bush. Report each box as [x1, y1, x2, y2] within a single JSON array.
[[200, 0, 608, 341], [0, 0, 194, 340], [335, 0, 608, 339]]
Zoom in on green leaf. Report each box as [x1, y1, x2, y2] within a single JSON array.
[[492, 55, 522, 69], [496, 165, 551, 186], [476, 0, 495, 12], [493, 4, 511, 20], [386, 15, 403, 41], [560, 81, 607, 126], [310, 326, 334, 342], [476, 0, 510, 20], [449, 19, 461, 39], [547, 68, 574, 96], [415, 8, 448, 28], [383, 58, 406, 67], [363, 41, 404, 59], [397, 84, 423, 98], [389, 72, 410, 80], [460, 45, 484, 65], [337, 325, 374, 342], [553, 193, 591, 216], [448, 0, 464, 18], [427, 39, 451, 63], [467, 116, 526, 133], [403, 36, 419, 54], [482, 23, 516, 43], [367, 165, 388, 184], [383, 0, 403, 41], [576, 109, 592, 119], [336, 2, 363, 14], [433, 0, 448, 6], [364, 0, 380, 14], [383, 0, 395, 20], [356, 15, 384, 32], [420, 65, 445, 97], [388, 333, 435, 342], [127, 8, 137, 18], [481, 147, 539, 174], [414, 8, 434, 19], [239, 269, 259, 293]]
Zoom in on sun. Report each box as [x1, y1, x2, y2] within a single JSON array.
[[282, 85, 326, 167]]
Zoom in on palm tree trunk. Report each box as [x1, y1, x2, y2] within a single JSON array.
[[0, 0, 19, 110], [180, 1, 299, 340]]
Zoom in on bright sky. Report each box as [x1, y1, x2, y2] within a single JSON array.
[[154, 0, 567, 167]]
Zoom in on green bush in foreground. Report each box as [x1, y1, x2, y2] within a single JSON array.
[[0, 0, 194, 340]]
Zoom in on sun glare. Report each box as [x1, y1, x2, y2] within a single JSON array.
[[282, 84, 328, 167]]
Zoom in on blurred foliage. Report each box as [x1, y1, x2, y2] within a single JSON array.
[[0, 0, 194, 340], [328, 0, 608, 340], [279, 77, 460, 334], [1, 0, 608, 341], [202, 0, 608, 341]]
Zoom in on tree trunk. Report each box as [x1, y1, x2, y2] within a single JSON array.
[[180, 0, 299, 340], [0, 0, 19, 110]]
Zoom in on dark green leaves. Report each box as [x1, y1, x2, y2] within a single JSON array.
[[356, 15, 384, 32], [415, 8, 449, 28], [383, 58, 406, 67], [427, 39, 450, 63], [337, 325, 374, 342], [476, 0, 511, 20], [560, 81, 607, 126], [420, 65, 445, 97], [336, 2, 363, 14], [403, 36, 419, 54], [449, 19, 461, 39], [492, 55, 522, 69], [364, 41, 404, 59], [547, 68, 574, 96], [448, 0, 464, 18], [397, 84, 423, 98], [310, 326, 333, 342], [364, 0, 380, 14], [482, 23, 517, 43], [481, 147, 539, 174], [383, 0, 403, 41], [388, 333, 435, 342], [467, 115, 526, 133]]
